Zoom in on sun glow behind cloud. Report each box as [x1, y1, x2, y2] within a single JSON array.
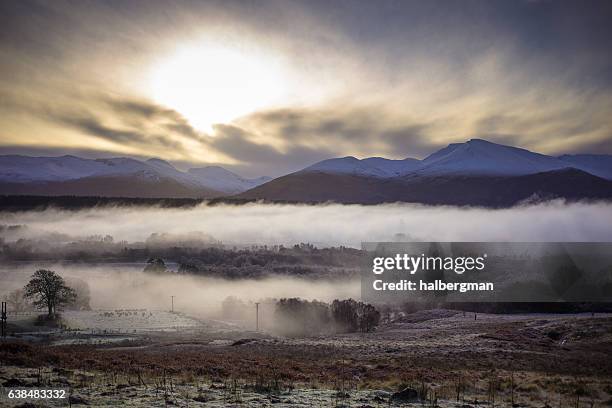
[[148, 41, 291, 132]]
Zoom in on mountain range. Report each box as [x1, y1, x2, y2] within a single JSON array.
[[1, 139, 611, 206], [0, 155, 270, 197], [239, 139, 612, 206], [299, 139, 612, 179]]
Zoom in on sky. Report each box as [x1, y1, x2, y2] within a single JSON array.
[[0, 0, 611, 177]]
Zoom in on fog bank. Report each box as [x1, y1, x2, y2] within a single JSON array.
[[1, 201, 611, 247], [1, 264, 360, 318]]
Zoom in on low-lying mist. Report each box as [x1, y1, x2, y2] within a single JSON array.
[[2, 264, 360, 321], [1, 201, 611, 246], [3, 201, 611, 326]]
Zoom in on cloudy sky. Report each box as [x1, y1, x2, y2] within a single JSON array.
[[1, 0, 611, 177]]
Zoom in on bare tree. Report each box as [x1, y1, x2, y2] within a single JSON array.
[[24, 270, 76, 317]]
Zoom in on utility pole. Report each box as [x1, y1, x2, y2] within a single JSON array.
[[171, 296, 175, 313], [255, 302, 260, 332], [1, 302, 7, 338]]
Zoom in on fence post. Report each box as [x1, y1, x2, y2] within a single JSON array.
[[255, 302, 260, 331], [1, 301, 7, 338]]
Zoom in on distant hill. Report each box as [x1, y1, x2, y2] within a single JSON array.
[[240, 168, 612, 207]]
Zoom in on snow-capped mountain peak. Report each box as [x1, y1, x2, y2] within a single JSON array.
[[303, 155, 421, 177], [417, 138, 571, 176], [188, 166, 271, 194], [146, 158, 176, 170]]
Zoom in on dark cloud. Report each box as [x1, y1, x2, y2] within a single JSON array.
[[473, 113, 612, 154], [0, 89, 206, 157], [103, 97, 206, 142], [379, 125, 436, 158], [0, 145, 140, 160], [210, 123, 335, 175], [55, 113, 182, 150], [105, 99, 169, 120], [238, 107, 437, 159], [211, 124, 280, 163], [245, 108, 371, 143]]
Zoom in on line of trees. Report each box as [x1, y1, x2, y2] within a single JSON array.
[[178, 245, 363, 280]]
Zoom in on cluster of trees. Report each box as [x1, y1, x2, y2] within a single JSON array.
[[0, 235, 128, 261], [274, 298, 380, 336], [331, 299, 381, 333], [0, 228, 220, 262], [178, 245, 363, 280], [145, 232, 220, 249]]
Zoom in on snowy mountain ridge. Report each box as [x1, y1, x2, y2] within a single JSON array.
[[302, 139, 612, 180], [0, 155, 270, 194]]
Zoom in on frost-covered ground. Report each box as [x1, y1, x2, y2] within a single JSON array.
[[0, 365, 453, 408], [5, 309, 237, 346], [61, 310, 202, 332], [2, 310, 612, 407]]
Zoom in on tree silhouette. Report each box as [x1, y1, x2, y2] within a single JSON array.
[[23, 269, 76, 317]]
